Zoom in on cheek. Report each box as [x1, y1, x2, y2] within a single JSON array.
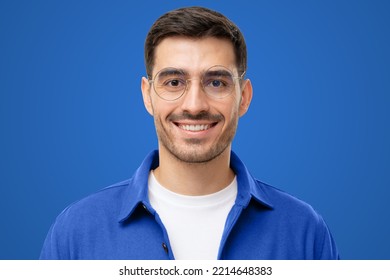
[[151, 99, 178, 121], [223, 98, 241, 120]]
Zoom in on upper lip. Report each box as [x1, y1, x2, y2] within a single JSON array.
[[168, 112, 223, 123], [174, 120, 216, 125]]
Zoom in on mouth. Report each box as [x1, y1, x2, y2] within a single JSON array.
[[174, 122, 218, 132], [169, 112, 223, 135]]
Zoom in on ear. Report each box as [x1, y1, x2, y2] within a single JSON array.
[[141, 77, 154, 116], [238, 79, 253, 117]]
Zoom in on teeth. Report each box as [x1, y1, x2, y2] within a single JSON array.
[[180, 124, 210, 132]]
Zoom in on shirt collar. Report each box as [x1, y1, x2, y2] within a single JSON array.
[[118, 150, 159, 223], [118, 150, 273, 223], [230, 151, 273, 209]]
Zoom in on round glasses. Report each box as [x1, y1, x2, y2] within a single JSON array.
[[148, 65, 245, 101]]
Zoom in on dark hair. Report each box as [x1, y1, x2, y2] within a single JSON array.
[[144, 6, 247, 77]]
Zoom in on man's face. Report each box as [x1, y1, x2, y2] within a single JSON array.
[[141, 36, 252, 164]]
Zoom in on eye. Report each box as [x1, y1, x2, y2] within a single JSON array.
[[160, 77, 186, 92], [165, 79, 183, 87], [211, 79, 224, 87], [205, 78, 228, 88]]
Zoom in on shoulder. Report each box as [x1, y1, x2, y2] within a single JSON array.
[[240, 179, 339, 259], [40, 179, 135, 259], [253, 179, 325, 225], [53, 179, 132, 227]]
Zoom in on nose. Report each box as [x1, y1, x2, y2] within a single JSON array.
[[179, 79, 210, 114]]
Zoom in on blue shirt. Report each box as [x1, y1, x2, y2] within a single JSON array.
[[40, 150, 339, 259]]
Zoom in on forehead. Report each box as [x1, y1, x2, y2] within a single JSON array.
[[153, 36, 237, 76]]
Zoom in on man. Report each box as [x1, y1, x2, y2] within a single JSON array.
[[40, 6, 339, 260]]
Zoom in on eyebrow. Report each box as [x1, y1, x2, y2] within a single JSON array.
[[155, 68, 233, 80], [156, 68, 188, 78], [204, 69, 232, 77]]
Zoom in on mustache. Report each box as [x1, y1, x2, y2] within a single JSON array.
[[168, 112, 223, 122]]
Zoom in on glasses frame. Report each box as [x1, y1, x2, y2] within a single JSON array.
[[148, 65, 246, 101]]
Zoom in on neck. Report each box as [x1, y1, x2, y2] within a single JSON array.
[[153, 146, 235, 196]]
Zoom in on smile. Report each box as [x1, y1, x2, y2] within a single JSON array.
[[179, 124, 210, 132], [174, 122, 218, 132]]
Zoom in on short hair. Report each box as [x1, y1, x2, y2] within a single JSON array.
[[144, 6, 247, 78]]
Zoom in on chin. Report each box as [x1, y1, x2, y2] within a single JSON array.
[[167, 144, 228, 164]]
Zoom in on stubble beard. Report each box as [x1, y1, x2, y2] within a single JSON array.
[[154, 111, 239, 164]]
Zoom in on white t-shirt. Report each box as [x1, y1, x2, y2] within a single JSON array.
[[148, 172, 237, 260]]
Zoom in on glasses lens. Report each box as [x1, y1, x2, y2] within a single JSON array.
[[154, 68, 186, 100], [202, 66, 235, 98]]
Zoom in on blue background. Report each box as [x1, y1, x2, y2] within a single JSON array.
[[1, 0, 389, 259]]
